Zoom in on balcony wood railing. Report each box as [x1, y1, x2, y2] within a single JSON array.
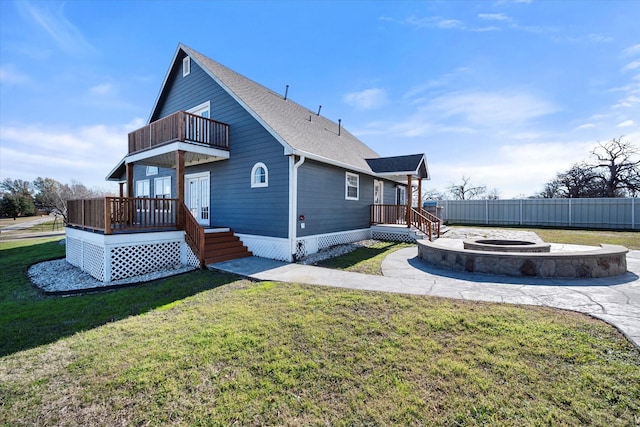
[[128, 111, 230, 154], [67, 197, 178, 234], [370, 204, 441, 241]]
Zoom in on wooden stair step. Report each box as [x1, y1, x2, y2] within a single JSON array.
[[204, 244, 250, 258], [205, 250, 253, 264]]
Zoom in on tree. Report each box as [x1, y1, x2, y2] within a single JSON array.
[[539, 137, 639, 198], [447, 176, 486, 200], [32, 178, 106, 222], [0, 178, 33, 197], [0, 179, 35, 217], [0, 194, 35, 219], [590, 137, 640, 197]]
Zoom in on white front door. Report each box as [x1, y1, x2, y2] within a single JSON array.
[[185, 172, 210, 226]]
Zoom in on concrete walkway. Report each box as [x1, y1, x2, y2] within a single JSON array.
[[211, 244, 640, 350]]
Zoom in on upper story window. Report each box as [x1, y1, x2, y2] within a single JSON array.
[[154, 176, 171, 198], [251, 162, 268, 188], [345, 172, 359, 200], [183, 56, 191, 77]]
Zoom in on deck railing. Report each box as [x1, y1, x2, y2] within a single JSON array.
[[128, 110, 230, 154], [370, 204, 441, 241], [181, 202, 205, 268], [67, 197, 178, 234]]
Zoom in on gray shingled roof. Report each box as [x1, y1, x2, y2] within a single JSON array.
[[365, 154, 428, 178], [179, 44, 382, 173]]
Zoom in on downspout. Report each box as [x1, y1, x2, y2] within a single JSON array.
[[289, 155, 306, 261]]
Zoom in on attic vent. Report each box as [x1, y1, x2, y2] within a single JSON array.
[[183, 56, 191, 77]]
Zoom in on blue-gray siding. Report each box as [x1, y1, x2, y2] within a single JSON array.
[[150, 54, 289, 237], [133, 166, 176, 197], [297, 160, 404, 236]]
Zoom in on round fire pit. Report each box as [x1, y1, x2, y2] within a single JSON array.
[[463, 238, 551, 253]]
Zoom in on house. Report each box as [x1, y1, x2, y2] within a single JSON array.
[[65, 43, 439, 283]]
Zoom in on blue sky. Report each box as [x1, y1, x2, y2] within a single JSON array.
[[1, 0, 639, 198]]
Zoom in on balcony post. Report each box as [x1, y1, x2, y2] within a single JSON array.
[[178, 111, 185, 142], [176, 150, 185, 228], [418, 178, 422, 212], [406, 174, 412, 227]]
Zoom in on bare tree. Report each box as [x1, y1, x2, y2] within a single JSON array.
[[32, 177, 107, 222], [590, 137, 640, 197], [447, 176, 486, 200], [539, 137, 639, 198]]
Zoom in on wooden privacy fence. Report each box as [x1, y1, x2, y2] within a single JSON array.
[[439, 198, 638, 230]]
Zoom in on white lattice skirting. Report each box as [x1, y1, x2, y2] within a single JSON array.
[[295, 228, 373, 260], [65, 228, 198, 283], [239, 229, 374, 262]]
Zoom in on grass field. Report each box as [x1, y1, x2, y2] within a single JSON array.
[[1, 237, 639, 426]]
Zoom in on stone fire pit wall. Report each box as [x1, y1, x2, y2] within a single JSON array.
[[418, 241, 628, 278]]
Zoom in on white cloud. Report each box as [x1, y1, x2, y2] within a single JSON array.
[[89, 83, 115, 95], [622, 61, 640, 73], [343, 88, 389, 110], [617, 119, 635, 127], [405, 15, 465, 30], [0, 119, 143, 188], [478, 13, 512, 22], [623, 43, 640, 56], [16, 0, 96, 55], [576, 123, 596, 130], [424, 90, 559, 127]]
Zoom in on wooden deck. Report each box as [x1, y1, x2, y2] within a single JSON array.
[[370, 204, 441, 240], [67, 197, 178, 234]]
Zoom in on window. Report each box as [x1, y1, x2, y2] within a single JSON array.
[[154, 176, 171, 198], [251, 162, 268, 188], [146, 166, 158, 176], [183, 56, 190, 77], [345, 172, 359, 200], [396, 185, 407, 205], [136, 180, 150, 197]]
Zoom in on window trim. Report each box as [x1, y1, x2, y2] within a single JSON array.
[[251, 162, 269, 188], [182, 56, 190, 77], [345, 172, 359, 201]]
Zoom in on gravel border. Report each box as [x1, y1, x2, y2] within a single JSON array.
[[28, 259, 196, 295]]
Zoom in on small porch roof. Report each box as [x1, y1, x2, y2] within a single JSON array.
[[365, 153, 430, 182]]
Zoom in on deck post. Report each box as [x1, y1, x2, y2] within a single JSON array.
[[418, 178, 422, 212], [406, 174, 412, 227], [126, 162, 134, 197], [104, 198, 112, 235], [176, 150, 185, 228]]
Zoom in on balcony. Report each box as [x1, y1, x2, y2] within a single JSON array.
[[128, 111, 230, 155]]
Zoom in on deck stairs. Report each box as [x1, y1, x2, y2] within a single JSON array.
[[203, 229, 252, 264]]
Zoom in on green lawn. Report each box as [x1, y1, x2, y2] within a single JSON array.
[[1, 238, 639, 426], [315, 241, 413, 274]]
